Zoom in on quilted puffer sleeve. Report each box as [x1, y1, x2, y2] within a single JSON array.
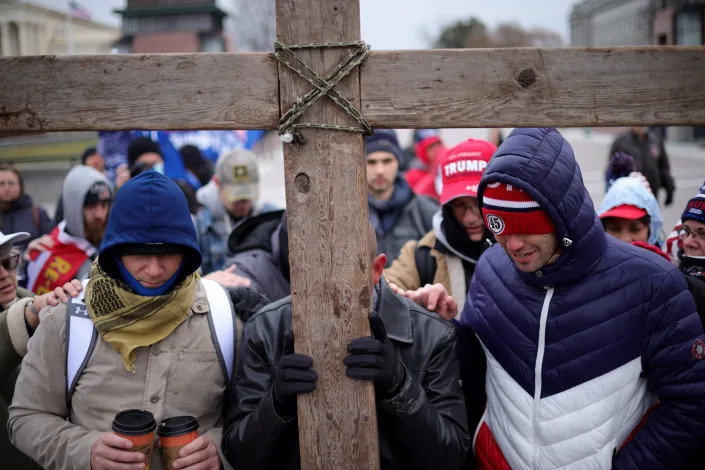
[[614, 269, 705, 469]]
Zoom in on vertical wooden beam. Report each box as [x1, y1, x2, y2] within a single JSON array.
[[276, 0, 380, 469]]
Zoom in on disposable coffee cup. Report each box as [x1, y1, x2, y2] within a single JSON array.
[[112, 409, 157, 470], [157, 416, 199, 470]]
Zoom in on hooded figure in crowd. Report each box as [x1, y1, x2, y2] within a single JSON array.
[[9, 171, 250, 470], [27, 166, 113, 294], [406, 128, 705, 469], [597, 174, 663, 247], [366, 130, 438, 265], [460, 128, 705, 469], [54, 147, 108, 225]]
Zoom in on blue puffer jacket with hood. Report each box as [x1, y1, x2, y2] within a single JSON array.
[[461, 128, 705, 470], [99, 170, 202, 279]]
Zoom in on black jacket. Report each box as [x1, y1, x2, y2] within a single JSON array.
[[609, 130, 675, 199], [224, 210, 291, 303], [376, 195, 438, 267], [0, 195, 53, 250], [222, 278, 470, 470]]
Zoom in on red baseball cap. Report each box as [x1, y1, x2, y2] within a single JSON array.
[[439, 139, 497, 205], [598, 204, 648, 220]]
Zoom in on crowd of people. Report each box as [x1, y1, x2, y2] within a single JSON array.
[[0, 126, 703, 469]]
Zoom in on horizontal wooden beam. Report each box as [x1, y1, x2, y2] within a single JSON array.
[[2, 47, 704, 133], [0, 53, 280, 133], [361, 46, 705, 128]]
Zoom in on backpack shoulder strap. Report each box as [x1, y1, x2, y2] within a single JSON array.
[[415, 244, 437, 287], [66, 279, 97, 400], [201, 278, 236, 384]]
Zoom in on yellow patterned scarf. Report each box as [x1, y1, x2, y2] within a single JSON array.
[[84, 261, 198, 372]]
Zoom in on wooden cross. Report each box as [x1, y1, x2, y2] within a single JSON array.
[[2, 1, 705, 468]]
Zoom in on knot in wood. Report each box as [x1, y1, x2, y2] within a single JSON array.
[[517, 69, 537, 88], [295, 173, 311, 194]]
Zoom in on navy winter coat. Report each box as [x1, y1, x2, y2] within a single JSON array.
[[461, 128, 705, 469]]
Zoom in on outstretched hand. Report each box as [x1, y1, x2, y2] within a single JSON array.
[[401, 283, 458, 321], [25, 279, 84, 330]]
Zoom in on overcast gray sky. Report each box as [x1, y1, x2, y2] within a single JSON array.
[[29, 0, 576, 48]]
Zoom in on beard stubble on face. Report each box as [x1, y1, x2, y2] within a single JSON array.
[[84, 222, 106, 247]]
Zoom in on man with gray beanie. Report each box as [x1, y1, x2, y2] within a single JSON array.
[[366, 130, 438, 265], [26, 166, 113, 294]]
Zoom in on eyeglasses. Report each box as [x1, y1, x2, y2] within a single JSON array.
[[0, 180, 18, 188], [678, 226, 705, 242], [0, 253, 20, 272], [449, 199, 481, 214]]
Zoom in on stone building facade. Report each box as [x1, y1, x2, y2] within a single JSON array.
[[0, 0, 119, 56]]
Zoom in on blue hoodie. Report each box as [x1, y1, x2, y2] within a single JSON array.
[[461, 128, 705, 469], [98, 171, 202, 280], [597, 175, 664, 247]]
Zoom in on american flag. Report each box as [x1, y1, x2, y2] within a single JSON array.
[[69, 1, 91, 21]]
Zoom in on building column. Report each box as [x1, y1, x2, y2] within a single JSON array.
[[37, 23, 47, 54], [0, 22, 9, 56], [19, 21, 35, 55]]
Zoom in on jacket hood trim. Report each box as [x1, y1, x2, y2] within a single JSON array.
[[432, 212, 478, 264]]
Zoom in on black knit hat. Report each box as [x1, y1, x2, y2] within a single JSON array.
[[81, 147, 98, 165], [127, 137, 162, 168], [84, 181, 112, 207]]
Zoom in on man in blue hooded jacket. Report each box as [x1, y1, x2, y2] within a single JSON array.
[[408, 128, 705, 469], [8, 171, 253, 470]]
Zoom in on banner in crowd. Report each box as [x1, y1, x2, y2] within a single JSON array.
[[98, 130, 265, 183]]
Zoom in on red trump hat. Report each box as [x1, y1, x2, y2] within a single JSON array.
[[439, 139, 496, 205]]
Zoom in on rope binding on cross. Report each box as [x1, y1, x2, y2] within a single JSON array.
[[273, 40, 373, 145]]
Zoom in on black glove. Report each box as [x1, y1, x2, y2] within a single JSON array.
[[272, 330, 318, 417], [665, 189, 674, 206], [227, 286, 269, 322], [344, 312, 406, 399]]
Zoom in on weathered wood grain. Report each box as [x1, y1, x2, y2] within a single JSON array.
[[2, 47, 705, 133], [276, 0, 380, 469], [361, 46, 705, 128], [0, 53, 279, 132]]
